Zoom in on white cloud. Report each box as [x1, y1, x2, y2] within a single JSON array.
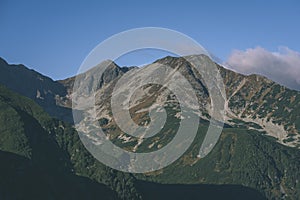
[[225, 46, 300, 91]]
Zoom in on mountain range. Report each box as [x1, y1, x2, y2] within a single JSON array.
[[0, 55, 299, 199]]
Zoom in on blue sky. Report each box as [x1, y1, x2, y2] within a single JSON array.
[[1, 0, 300, 82]]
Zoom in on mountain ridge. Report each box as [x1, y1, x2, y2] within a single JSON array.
[[0, 80, 267, 199], [1, 55, 300, 199], [1, 55, 300, 147]]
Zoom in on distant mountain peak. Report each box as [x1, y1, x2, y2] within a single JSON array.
[[0, 57, 72, 122], [0, 57, 8, 65]]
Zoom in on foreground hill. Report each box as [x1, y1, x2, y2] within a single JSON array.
[[0, 84, 139, 199]]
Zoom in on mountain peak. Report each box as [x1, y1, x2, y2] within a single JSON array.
[[0, 57, 72, 122], [0, 57, 8, 66]]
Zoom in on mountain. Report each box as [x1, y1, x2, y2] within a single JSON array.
[[0, 67, 264, 200], [0, 55, 300, 199], [155, 55, 300, 147], [64, 55, 300, 199], [66, 55, 300, 149], [0, 57, 73, 123]]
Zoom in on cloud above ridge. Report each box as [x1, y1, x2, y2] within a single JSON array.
[[225, 46, 300, 91]]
